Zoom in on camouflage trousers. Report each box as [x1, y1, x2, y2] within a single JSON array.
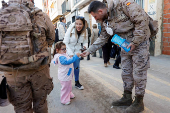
[[121, 40, 150, 96], [4, 65, 53, 113]]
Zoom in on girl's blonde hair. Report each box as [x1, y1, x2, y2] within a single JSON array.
[[53, 41, 66, 57]]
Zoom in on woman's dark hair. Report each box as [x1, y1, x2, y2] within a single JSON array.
[[88, 1, 106, 13], [53, 41, 66, 57], [59, 16, 65, 22]]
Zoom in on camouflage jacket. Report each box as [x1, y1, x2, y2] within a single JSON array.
[[87, 0, 151, 54]]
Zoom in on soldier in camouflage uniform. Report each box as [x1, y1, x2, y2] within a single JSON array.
[[81, 0, 151, 112], [0, 0, 54, 113]]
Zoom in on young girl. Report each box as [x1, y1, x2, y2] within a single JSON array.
[[51, 41, 80, 105]]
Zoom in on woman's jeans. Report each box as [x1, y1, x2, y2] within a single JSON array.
[[99, 48, 102, 57], [73, 58, 80, 82]]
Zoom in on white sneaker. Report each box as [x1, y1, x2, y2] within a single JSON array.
[[71, 96, 75, 99], [75, 81, 84, 90], [75, 85, 84, 90], [62, 101, 70, 105]]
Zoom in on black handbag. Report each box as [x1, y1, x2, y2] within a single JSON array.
[[0, 77, 7, 99]]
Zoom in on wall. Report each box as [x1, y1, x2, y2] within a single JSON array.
[[154, 0, 163, 56], [78, 5, 98, 29], [144, 0, 163, 56], [148, 0, 163, 56], [65, 13, 72, 28], [162, 0, 170, 55], [79, 5, 90, 25]]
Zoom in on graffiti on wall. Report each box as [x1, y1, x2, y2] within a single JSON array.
[[148, 0, 156, 15]]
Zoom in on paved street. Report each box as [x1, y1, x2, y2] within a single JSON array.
[[0, 55, 170, 113]]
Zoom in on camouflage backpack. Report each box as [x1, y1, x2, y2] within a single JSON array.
[[148, 16, 158, 41], [0, 1, 50, 71]]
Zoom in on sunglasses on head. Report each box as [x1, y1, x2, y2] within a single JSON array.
[[76, 16, 84, 19]]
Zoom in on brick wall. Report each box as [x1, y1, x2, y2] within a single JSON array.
[[163, 0, 170, 55]]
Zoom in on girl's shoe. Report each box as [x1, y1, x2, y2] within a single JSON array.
[[65, 102, 70, 105], [71, 96, 75, 99], [62, 101, 70, 105]]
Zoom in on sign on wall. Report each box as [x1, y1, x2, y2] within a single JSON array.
[[148, 0, 156, 15]]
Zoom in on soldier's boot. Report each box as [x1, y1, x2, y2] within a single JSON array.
[[112, 91, 132, 106], [125, 95, 144, 113]]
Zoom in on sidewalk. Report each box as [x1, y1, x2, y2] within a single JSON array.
[[95, 51, 170, 75], [150, 55, 170, 76], [79, 54, 170, 113]]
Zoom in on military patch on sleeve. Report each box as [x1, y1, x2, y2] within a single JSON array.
[[126, 2, 131, 6]]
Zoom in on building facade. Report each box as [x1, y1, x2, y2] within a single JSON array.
[[48, 0, 65, 24], [60, 0, 102, 32], [42, 0, 50, 16]]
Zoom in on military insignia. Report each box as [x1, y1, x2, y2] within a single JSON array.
[[115, 14, 129, 22], [8, 15, 16, 23], [126, 2, 131, 6]]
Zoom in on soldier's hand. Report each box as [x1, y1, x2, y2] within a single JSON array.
[[127, 43, 136, 52], [80, 50, 90, 57], [70, 55, 73, 57]]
